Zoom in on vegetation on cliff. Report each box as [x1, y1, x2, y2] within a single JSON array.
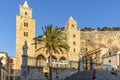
[[80, 27, 120, 31]]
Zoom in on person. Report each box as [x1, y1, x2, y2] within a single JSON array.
[[92, 69, 96, 80], [111, 68, 117, 75], [55, 76, 60, 80]]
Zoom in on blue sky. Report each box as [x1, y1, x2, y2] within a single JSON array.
[[1, 0, 120, 57]]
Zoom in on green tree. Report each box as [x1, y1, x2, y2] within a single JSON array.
[[34, 25, 69, 80]]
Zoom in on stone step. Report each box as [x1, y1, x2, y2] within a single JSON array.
[[65, 70, 120, 80]]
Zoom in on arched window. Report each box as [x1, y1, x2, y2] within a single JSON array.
[[24, 32, 28, 37], [73, 41, 76, 45], [25, 12, 27, 15], [73, 48, 75, 52], [73, 34, 76, 38], [24, 22, 28, 27], [71, 24, 74, 28], [37, 54, 46, 67]]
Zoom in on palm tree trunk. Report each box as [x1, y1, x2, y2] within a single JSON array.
[[49, 49, 52, 80]]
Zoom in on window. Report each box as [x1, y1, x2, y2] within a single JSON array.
[[109, 52, 111, 56], [24, 32, 26, 36], [72, 24, 74, 28], [73, 34, 76, 38], [26, 32, 28, 37], [24, 22, 28, 27], [108, 60, 111, 63], [24, 32, 28, 37], [25, 12, 27, 15], [73, 48, 75, 52], [73, 41, 76, 45]]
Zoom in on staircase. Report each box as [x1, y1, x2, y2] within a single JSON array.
[[65, 70, 120, 80]]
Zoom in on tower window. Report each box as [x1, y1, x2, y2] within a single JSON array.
[[72, 24, 74, 28], [73, 48, 75, 52], [26, 32, 28, 37], [108, 60, 111, 63], [25, 12, 27, 15], [24, 22, 28, 27], [24, 32, 28, 37], [73, 41, 76, 45], [73, 34, 76, 38], [24, 32, 26, 36]]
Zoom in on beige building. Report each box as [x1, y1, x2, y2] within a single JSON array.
[[0, 52, 8, 80], [0, 68, 7, 80], [102, 48, 120, 69], [0, 52, 8, 67], [0, 52, 16, 80]]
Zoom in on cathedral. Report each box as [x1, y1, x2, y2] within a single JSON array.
[[13, 1, 80, 79], [10, 1, 120, 80]]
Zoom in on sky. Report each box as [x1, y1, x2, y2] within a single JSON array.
[[1, 0, 120, 57]]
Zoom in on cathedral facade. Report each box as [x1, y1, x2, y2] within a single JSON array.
[[14, 1, 80, 78]]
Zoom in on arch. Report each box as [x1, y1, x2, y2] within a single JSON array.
[[60, 56, 66, 60], [48, 55, 57, 59], [36, 54, 46, 67], [59, 56, 67, 68], [37, 54, 46, 60]]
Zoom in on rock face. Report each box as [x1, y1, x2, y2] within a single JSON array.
[[65, 70, 120, 80], [80, 31, 120, 55]]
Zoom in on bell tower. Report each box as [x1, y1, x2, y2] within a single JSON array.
[[66, 16, 77, 30], [16, 1, 36, 69], [65, 16, 80, 68]]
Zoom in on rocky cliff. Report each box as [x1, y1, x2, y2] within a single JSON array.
[[80, 31, 120, 54]]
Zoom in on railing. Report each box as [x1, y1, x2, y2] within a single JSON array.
[[27, 56, 77, 69]]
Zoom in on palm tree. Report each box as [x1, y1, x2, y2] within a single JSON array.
[[34, 25, 69, 80]]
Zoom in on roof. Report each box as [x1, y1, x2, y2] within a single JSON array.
[[0, 52, 8, 57], [83, 48, 102, 57], [23, 1, 29, 8]]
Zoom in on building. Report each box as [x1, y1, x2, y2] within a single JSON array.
[[0, 67, 7, 80], [0, 52, 16, 80], [102, 48, 120, 70], [8, 57, 16, 80], [0, 52, 8, 67], [0, 52, 8, 80], [14, 1, 80, 79]]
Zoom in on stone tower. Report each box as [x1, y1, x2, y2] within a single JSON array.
[[65, 16, 80, 68], [16, 1, 35, 69]]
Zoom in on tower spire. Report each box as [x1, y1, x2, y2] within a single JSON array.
[[23, 0, 29, 8], [69, 16, 74, 20]]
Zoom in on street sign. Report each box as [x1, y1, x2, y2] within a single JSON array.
[[52, 59, 70, 64], [46, 59, 70, 64]]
